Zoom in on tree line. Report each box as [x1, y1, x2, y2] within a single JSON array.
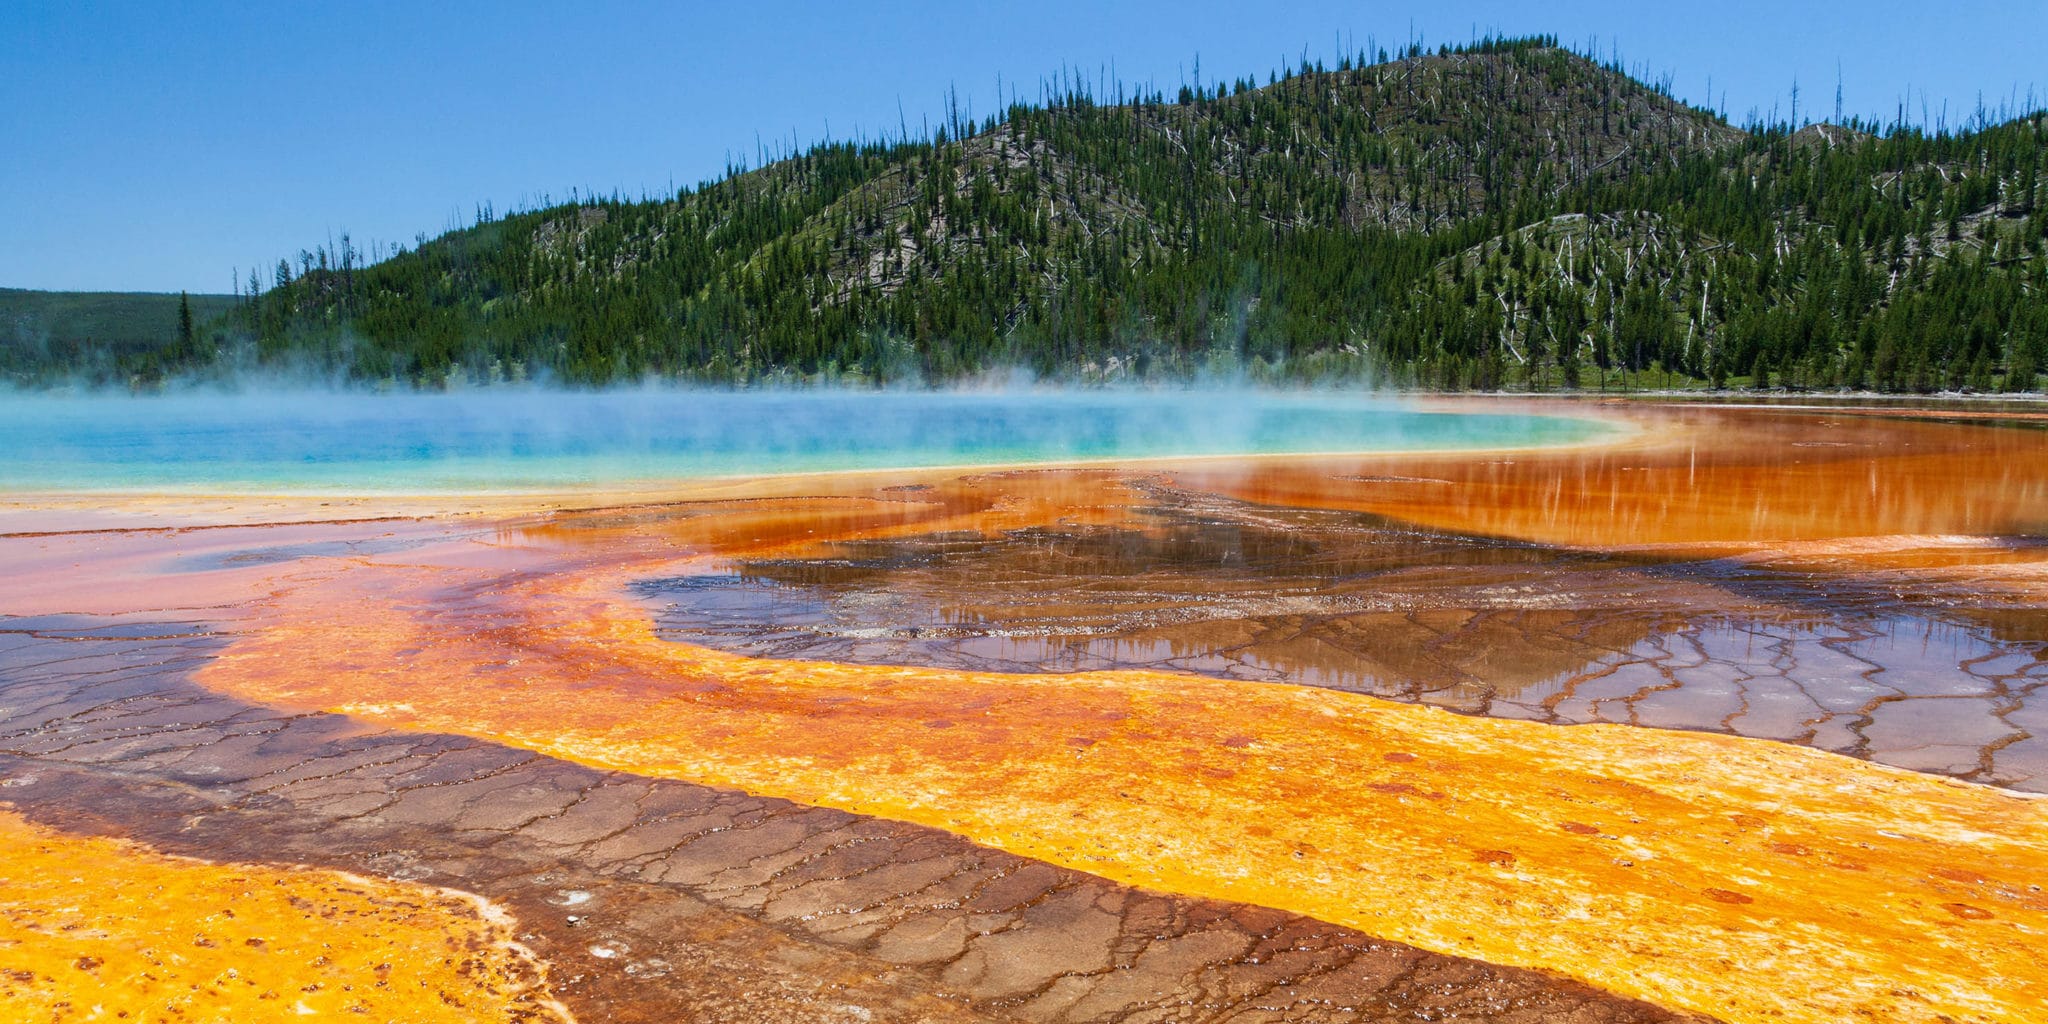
[[16, 36, 2045, 393]]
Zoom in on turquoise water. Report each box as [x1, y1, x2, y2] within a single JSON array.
[[0, 391, 1612, 493]]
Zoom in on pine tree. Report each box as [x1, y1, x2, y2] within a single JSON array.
[[176, 291, 194, 357]]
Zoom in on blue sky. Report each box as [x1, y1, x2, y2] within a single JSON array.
[[4, 1, 2043, 293]]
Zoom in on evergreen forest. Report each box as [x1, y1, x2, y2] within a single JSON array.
[[11, 37, 2047, 393]]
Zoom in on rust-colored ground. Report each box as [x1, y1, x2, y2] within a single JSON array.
[[4, 400, 2046, 1024], [191, 548, 2048, 1024], [0, 807, 568, 1023], [0, 619, 1694, 1024]]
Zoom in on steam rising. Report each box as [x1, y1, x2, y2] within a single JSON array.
[[0, 389, 1609, 494]]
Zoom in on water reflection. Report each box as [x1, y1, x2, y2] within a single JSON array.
[[639, 483, 2048, 790]]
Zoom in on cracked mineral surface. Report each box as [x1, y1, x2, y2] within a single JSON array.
[[1, 401, 2045, 1024], [638, 484, 2048, 790], [0, 619, 1693, 1024]]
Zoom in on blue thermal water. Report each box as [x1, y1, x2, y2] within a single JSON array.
[[0, 391, 1613, 493]]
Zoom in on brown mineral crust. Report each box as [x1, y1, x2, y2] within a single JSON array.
[[0, 621, 1704, 1024]]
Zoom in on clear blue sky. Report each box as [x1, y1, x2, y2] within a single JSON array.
[[4, 0, 2043, 293]]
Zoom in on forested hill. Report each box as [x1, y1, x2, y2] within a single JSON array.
[[2, 289, 238, 383], [25, 36, 2048, 392]]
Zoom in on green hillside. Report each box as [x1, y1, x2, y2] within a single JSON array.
[[21, 37, 2048, 391], [2, 289, 239, 384]]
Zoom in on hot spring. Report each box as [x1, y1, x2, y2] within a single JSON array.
[[0, 389, 1612, 492]]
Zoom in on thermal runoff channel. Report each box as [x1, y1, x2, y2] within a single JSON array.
[[0, 389, 1610, 492]]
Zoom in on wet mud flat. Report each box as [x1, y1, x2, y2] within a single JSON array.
[[1, 401, 2046, 1024]]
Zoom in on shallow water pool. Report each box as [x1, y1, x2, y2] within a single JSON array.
[[0, 390, 1610, 492]]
